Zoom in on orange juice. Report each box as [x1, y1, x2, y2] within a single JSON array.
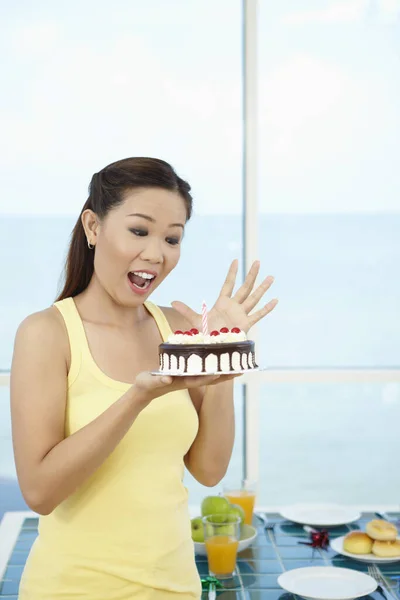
[[205, 535, 239, 576], [225, 490, 255, 525]]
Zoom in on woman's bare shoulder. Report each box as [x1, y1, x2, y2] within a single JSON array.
[[17, 306, 63, 336], [15, 306, 70, 366]]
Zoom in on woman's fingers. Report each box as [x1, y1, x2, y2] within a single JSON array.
[[170, 301, 199, 324], [136, 372, 172, 390], [133, 373, 173, 405], [242, 275, 275, 313], [218, 260, 239, 298], [247, 298, 279, 328], [232, 261, 260, 303]]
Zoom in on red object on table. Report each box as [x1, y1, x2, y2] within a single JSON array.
[[299, 529, 330, 549]]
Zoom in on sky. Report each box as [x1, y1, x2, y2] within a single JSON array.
[[0, 0, 399, 216]]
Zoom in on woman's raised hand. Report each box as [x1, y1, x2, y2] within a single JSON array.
[[171, 260, 278, 334]]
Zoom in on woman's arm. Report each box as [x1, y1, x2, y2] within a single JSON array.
[[10, 311, 150, 515], [185, 380, 235, 487], [162, 307, 236, 487]]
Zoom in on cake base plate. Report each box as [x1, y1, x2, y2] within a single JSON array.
[[150, 367, 263, 377]]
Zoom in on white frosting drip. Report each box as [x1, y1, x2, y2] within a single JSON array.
[[219, 353, 231, 371], [169, 354, 179, 372], [187, 354, 203, 374], [205, 353, 218, 372], [231, 352, 242, 371]]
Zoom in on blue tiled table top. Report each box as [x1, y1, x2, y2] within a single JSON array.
[[1, 512, 400, 599]]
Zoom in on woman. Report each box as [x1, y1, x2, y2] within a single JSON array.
[[10, 157, 278, 599]]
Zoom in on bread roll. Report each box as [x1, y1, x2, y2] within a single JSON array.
[[372, 539, 400, 557], [343, 531, 373, 554], [366, 519, 398, 541]]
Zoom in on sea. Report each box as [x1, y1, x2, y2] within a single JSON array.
[[1, 213, 400, 517]]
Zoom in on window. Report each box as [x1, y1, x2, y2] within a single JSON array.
[[0, 0, 243, 510], [255, 0, 400, 504], [257, 0, 400, 368], [259, 381, 400, 505]]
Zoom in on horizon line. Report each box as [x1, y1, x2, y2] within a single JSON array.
[[1, 210, 400, 218]]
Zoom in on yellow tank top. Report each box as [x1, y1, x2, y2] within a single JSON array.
[[19, 297, 201, 600]]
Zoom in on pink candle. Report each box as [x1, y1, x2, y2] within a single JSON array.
[[201, 301, 209, 336]]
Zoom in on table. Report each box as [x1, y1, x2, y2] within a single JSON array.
[[1, 511, 399, 599], [197, 511, 400, 598]]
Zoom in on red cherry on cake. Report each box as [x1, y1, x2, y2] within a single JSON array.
[[210, 330, 220, 336], [190, 328, 199, 334], [220, 327, 229, 333], [231, 327, 241, 333], [174, 330, 183, 335], [183, 330, 193, 335]]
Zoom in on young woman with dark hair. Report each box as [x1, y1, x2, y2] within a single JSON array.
[[11, 157, 278, 599]]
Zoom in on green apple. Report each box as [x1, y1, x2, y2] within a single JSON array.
[[201, 495, 231, 519], [217, 524, 236, 536], [191, 517, 205, 543], [207, 513, 227, 524], [226, 503, 245, 524]]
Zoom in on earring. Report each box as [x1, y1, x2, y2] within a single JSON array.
[[88, 240, 94, 250]]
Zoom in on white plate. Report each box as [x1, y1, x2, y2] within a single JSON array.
[[193, 524, 257, 556], [150, 367, 261, 376], [331, 535, 400, 563], [277, 566, 377, 600], [280, 504, 361, 527]]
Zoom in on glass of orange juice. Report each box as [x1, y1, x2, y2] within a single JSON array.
[[202, 514, 241, 579], [223, 479, 257, 525]]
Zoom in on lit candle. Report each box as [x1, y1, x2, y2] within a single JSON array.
[[201, 301, 209, 336]]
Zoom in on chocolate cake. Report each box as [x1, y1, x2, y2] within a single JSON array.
[[158, 327, 258, 375]]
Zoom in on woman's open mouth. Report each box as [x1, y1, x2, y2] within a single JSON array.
[[127, 271, 157, 295]]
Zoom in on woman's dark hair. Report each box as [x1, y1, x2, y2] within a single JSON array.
[[56, 157, 193, 301]]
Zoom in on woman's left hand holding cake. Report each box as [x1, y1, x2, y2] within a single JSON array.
[[171, 259, 278, 333]]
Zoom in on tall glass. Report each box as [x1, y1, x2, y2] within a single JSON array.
[[202, 514, 240, 579], [223, 479, 257, 525]]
